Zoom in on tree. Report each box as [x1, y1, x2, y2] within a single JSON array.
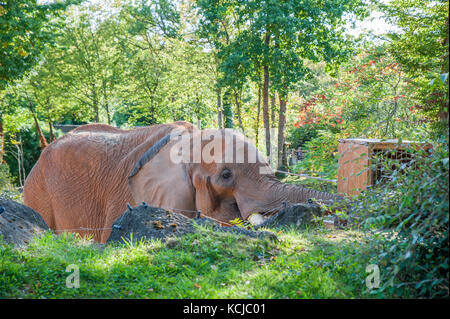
[[222, 90, 234, 128], [196, 0, 366, 168], [0, 0, 80, 162], [47, 6, 124, 124], [380, 0, 449, 132]]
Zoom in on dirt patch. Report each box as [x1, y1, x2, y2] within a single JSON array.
[[0, 197, 49, 247], [107, 204, 277, 244], [107, 205, 197, 244]]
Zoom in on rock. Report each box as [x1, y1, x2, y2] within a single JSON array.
[[107, 204, 277, 244], [107, 205, 197, 244], [255, 203, 322, 229], [0, 197, 49, 247]]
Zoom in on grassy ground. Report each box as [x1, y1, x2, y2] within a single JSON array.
[[280, 175, 338, 194], [0, 221, 385, 299]]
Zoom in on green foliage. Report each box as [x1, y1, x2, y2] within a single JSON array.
[[196, 0, 367, 95], [3, 128, 43, 185], [286, 48, 433, 179], [380, 0, 449, 130], [351, 137, 449, 298], [0, 163, 20, 200], [0, 0, 81, 89], [113, 103, 156, 127], [381, 0, 448, 75], [286, 123, 325, 150], [291, 130, 340, 180], [222, 90, 234, 128]]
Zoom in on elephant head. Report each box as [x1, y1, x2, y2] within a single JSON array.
[[128, 127, 340, 225]]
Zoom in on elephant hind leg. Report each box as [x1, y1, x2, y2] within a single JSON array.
[[23, 165, 56, 229]]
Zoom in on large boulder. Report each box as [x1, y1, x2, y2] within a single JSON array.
[[0, 197, 49, 247], [107, 204, 277, 244]]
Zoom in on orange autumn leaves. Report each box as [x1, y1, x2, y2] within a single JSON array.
[[293, 94, 343, 128], [293, 52, 420, 130]]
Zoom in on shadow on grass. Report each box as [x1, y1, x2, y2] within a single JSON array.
[[0, 223, 379, 299]]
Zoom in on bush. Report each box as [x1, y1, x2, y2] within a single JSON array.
[[286, 123, 324, 151], [290, 130, 340, 180], [352, 135, 449, 298], [0, 164, 21, 201], [3, 128, 42, 186], [113, 103, 157, 127]]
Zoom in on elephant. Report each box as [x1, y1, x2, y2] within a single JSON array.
[[23, 121, 340, 243]]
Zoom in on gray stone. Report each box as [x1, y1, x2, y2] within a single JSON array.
[[0, 197, 49, 247]]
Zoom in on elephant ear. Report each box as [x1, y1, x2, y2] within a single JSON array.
[[127, 133, 196, 214]]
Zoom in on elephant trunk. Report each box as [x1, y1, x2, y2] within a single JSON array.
[[257, 181, 342, 216], [237, 177, 343, 223], [281, 183, 342, 204]]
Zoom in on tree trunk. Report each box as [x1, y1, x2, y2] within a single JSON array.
[[0, 116, 4, 163], [223, 90, 234, 128], [234, 91, 245, 133], [255, 81, 262, 147], [263, 32, 271, 159], [103, 80, 111, 125], [150, 95, 155, 125], [92, 83, 99, 123], [49, 121, 56, 143], [217, 87, 222, 129], [270, 94, 276, 128], [105, 102, 111, 125], [278, 92, 288, 168], [30, 111, 48, 150]]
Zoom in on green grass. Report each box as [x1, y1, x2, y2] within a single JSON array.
[[280, 175, 338, 194], [0, 222, 387, 299]]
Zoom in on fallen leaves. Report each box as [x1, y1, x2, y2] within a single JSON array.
[[152, 220, 165, 229]]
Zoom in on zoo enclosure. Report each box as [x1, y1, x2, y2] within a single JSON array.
[[337, 138, 433, 196]]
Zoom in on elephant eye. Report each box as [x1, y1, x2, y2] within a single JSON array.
[[221, 169, 232, 179]]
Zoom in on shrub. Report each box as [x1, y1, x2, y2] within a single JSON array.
[[286, 123, 324, 151], [290, 130, 340, 180], [3, 128, 42, 186], [352, 135, 449, 298], [0, 164, 21, 201]]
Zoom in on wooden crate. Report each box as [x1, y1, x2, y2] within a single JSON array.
[[337, 138, 432, 196]]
